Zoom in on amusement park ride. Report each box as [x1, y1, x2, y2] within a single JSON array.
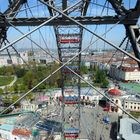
[[0, 0, 140, 139]]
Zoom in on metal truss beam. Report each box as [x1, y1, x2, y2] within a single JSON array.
[[62, 0, 67, 15], [127, 0, 140, 19], [108, 0, 140, 67], [1, 0, 140, 129], [44, 0, 55, 16], [2, 18, 140, 127], [48, 0, 84, 137], [38, 0, 140, 63], [82, 0, 91, 16], [0, 1, 81, 52], [0, 16, 137, 27], [108, 0, 140, 19], [4, 0, 27, 17], [0, 0, 26, 48]]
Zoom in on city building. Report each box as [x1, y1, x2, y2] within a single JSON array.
[[109, 64, 140, 82], [117, 117, 140, 140], [0, 112, 40, 140], [28, 50, 56, 64], [21, 100, 38, 112], [123, 97, 140, 112], [0, 50, 56, 67], [105, 89, 123, 114], [105, 87, 140, 114], [21, 99, 49, 112], [53, 88, 100, 106], [0, 51, 28, 67]]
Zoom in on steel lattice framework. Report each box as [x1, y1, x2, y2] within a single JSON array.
[[39, 1, 89, 137], [0, 0, 140, 65], [0, 0, 140, 139]]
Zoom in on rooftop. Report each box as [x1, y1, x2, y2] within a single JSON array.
[[119, 117, 140, 140], [0, 124, 14, 132], [124, 96, 140, 102], [120, 82, 140, 94], [108, 89, 121, 96], [119, 66, 140, 72], [0, 112, 40, 132]]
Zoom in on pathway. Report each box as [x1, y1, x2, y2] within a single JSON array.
[[0, 75, 17, 89]]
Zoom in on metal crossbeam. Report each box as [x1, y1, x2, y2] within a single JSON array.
[[44, 0, 55, 16], [41, 0, 140, 64], [108, 0, 140, 67], [82, 0, 91, 16], [0, 0, 26, 48], [0, 0, 140, 138], [62, 0, 67, 15], [0, 16, 137, 27], [4, 0, 26, 16], [44, 1, 86, 138]]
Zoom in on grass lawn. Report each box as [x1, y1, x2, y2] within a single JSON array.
[[130, 111, 140, 119], [0, 76, 14, 86]]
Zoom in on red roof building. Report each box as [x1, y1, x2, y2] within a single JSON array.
[[120, 66, 140, 72], [108, 89, 121, 96]]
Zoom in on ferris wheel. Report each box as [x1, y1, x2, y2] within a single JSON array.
[[0, 0, 140, 139]]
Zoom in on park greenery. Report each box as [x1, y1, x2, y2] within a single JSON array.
[[130, 111, 140, 119], [0, 63, 109, 106], [0, 76, 14, 86], [1, 62, 61, 93], [92, 65, 109, 88], [0, 63, 109, 93]]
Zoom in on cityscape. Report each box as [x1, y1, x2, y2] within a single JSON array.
[[0, 0, 140, 140]]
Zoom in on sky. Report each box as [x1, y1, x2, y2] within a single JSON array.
[[0, 0, 139, 53]]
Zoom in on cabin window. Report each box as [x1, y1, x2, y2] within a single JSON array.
[[7, 59, 12, 64]]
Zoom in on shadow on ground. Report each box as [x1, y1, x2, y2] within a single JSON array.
[[110, 122, 117, 140]]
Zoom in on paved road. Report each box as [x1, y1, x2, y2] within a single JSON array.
[[42, 103, 118, 140], [78, 106, 118, 140]]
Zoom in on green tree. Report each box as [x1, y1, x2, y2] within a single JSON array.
[[11, 94, 20, 106], [0, 88, 3, 95], [27, 93, 34, 101], [23, 71, 37, 89], [80, 65, 88, 74], [8, 86, 14, 93], [0, 66, 14, 76], [0, 67, 6, 75], [15, 67, 26, 78], [47, 63, 60, 88], [101, 79, 109, 88], [13, 84, 18, 93], [18, 84, 28, 92], [12, 94, 19, 102], [5, 66, 14, 76], [36, 83, 46, 91], [93, 66, 109, 88], [4, 86, 8, 93]]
